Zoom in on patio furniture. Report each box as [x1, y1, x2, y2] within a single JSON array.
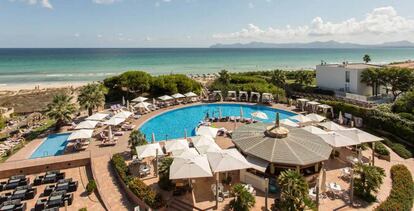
[[34, 171, 65, 186], [340, 167, 351, 179], [0, 199, 26, 211], [328, 182, 342, 198], [35, 190, 73, 211], [0, 175, 29, 191], [10, 185, 36, 201], [308, 187, 317, 200], [138, 165, 151, 177], [346, 156, 359, 164]]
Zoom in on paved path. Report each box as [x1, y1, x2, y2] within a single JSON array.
[[92, 155, 134, 211]]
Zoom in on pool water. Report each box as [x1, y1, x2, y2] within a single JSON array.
[[30, 133, 71, 159], [139, 103, 296, 142]]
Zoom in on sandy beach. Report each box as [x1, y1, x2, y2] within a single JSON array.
[[0, 81, 88, 92]]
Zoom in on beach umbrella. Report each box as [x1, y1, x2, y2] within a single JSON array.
[[172, 93, 185, 99], [104, 117, 126, 126], [75, 120, 98, 129], [122, 96, 125, 106], [135, 143, 164, 159], [173, 148, 199, 158], [251, 111, 268, 120], [134, 102, 151, 109], [318, 121, 346, 131], [196, 126, 219, 138], [169, 155, 213, 179], [317, 132, 360, 148], [337, 128, 383, 143], [86, 113, 109, 121], [290, 114, 312, 123], [158, 95, 173, 101], [164, 139, 189, 153], [302, 126, 329, 135], [113, 110, 133, 119], [68, 129, 94, 141], [131, 96, 148, 103], [338, 111, 344, 124], [184, 92, 198, 97], [206, 149, 251, 173], [306, 113, 326, 122], [279, 119, 299, 127], [192, 135, 221, 154]]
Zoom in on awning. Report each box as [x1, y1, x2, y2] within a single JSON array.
[[131, 96, 148, 102], [103, 117, 126, 126], [302, 126, 329, 134], [246, 156, 269, 173], [318, 121, 346, 131], [184, 92, 198, 97], [289, 115, 312, 123], [164, 139, 189, 153], [113, 110, 133, 119], [135, 143, 165, 159], [337, 128, 383, 143], [306, 113, 326, 122], [172, 93, 185, 99], [206, 149, 251, 173], [158, 95, 173, 101], [196, 126, 219, 138], [169, 155, 213, 179]]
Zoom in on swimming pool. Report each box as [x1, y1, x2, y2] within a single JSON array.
[[139, 103, 296, 142], [30, 133, 71, 159]]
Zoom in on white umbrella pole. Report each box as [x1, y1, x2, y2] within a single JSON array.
[[108, 126, 113, 141], [155, 148, 159, 177], [122, 96, 125, 106], [215, 172, 219, 208], [152, 133, 156, 143], [184, 129, 187, 139]]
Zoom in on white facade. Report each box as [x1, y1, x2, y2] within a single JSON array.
[[316, 63, 381, 96]]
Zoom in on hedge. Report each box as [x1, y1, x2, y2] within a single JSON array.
[[375, 164, 414, 211], [374, 142, 390, 156], [111, 153, 164, 209], [321, 101, 414, 145]]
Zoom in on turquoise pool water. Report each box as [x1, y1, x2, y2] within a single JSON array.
[[30, 133, 71, 159], [139, 103, 296, 142]]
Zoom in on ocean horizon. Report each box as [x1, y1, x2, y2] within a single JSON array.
[[1, 47, 414, 86]]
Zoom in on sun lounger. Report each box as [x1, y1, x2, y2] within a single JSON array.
[[101, 140, 117, 146]]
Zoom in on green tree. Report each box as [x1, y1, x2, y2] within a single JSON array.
[[78, 83, 108, 116], [294, 71, 313, 86], [119, 71, 151, 95], [393, 90, 414, 114], [270, 69, 286, 87], [363, 54, 371, 63], [218, 69, 231, 85], [278, 169, 310, 211], [353, 163, 385, 201], [361, 68, 384, 96], [158, 157, 174, 190], [382, 67, 414, 101], [129, 130, 147, 155], [46, 93, 76, 130], [229, 183, 256, 211]]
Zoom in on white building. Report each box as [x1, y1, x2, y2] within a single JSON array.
[[316, 63, 383, 96]]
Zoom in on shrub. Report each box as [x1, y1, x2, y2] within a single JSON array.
[[86, 180, 97, 194], [157, 157, 174, 191], [374, 142, 390, 156], [399, 112, 414, 121], [381, 138, 413, 159], [79, 208, 87, 211], [321, 100, 414, 145], [375, 164, 414, 211], [111, 154, 130, 182], [128, 178, 165, 209]]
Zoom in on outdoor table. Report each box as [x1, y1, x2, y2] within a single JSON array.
[[329, 183, 341, 196], [48, 195, 63, 207], [56, 183, 69, 191], [11, 189, 26, 200]]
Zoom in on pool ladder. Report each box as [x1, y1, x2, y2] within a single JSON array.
[[43, 151, 49, 157]]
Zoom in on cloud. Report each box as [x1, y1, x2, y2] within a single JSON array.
[[213, 6, 414, 43], [10, 0, 53, 9], [92, 0, 120, 5], [74, 33, 80, 37], [97, 34, 103, 38], [248, 2, 254, 9]]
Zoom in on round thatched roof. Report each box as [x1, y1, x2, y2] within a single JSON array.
[[232, 122, 332, 166]]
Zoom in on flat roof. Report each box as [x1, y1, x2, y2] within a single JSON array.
[[317, 63, 382, 70]]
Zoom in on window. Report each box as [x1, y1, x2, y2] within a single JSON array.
[[345, 71, 350, 83]]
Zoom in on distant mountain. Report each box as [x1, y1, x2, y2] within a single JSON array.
[[210, 40, 414, 48]]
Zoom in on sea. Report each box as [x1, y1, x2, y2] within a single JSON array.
[[0, 48, 413, 86]]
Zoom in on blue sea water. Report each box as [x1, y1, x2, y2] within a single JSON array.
[[30, 133, 70, 159], [0, 48, 414, 85], [139, 103, 296, 142]]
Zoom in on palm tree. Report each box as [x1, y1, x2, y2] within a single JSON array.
[[270, 69, 286, 87], [278, 169, 310, 211], [363, 54, 371, 63], [353, 163, 385, 201], [78, 83, 108, 116], [129, 130, 147, 155], [229, 183, 256, 211], [46, 93, 76, 130], [218, 69, 231, 85]]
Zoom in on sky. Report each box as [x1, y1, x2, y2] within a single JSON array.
[[1, 0, 414, 47]]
